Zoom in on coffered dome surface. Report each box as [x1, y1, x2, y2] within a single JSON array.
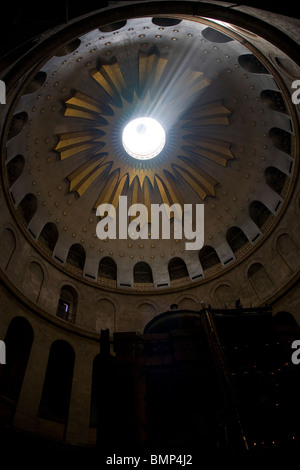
[[2, 11, 298, 292]]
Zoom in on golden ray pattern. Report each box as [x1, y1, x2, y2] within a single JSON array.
[[55, 50, 234, 213]]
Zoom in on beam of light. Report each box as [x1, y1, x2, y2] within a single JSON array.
[[122, 117, 166, 159], [138, 42, 211, 132]]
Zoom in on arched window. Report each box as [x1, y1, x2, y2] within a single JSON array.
[[269, 127, 292, 155], [7, 111, 28, 139], [56, 285, 77, 323], [38, 340, 75, 423], [202, 27, 233, 43], [17, 193, 37, 227], [66, 243, 85, 271], [265, 167, 288, 196], [0, 317, 33, 422], [199, 245, 220, 271], [133, 262, 153, 284], [260, 90, 287, 114], [168, 257, 189, 281], [6, 154, 25, 186], [238, 54, 269, 74], [226, 226, 249, 253], [249, 200, 272, 230], [38, 222, 59, 253], [247, 262, 264, 278], [152, 18, 181, 27], [23, 71, 47, 94], [98, 257, 117, 280]]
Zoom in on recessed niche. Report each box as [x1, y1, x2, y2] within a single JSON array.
[[202, 27, 233, 43], [7, 112, 28, 140], [55, 38, 81, 57], [22, 71, 47, 94], [99, 20, 127, 32], [152, 18, 181, 27]]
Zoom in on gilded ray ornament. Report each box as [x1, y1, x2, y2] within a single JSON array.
[[55, 50, 234, 213]]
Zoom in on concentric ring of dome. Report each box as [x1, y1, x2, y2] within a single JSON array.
[[3, 15, 297, 290]]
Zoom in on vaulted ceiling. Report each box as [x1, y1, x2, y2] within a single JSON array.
[[1, 4, 299, 291]]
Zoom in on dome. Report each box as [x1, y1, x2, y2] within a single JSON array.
[[2, 10, 298, 297]]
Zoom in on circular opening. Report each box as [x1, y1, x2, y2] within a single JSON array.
[[122, 117, 166, 160]]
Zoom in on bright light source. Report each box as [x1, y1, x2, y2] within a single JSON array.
[[122, 117, 166, 160]]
